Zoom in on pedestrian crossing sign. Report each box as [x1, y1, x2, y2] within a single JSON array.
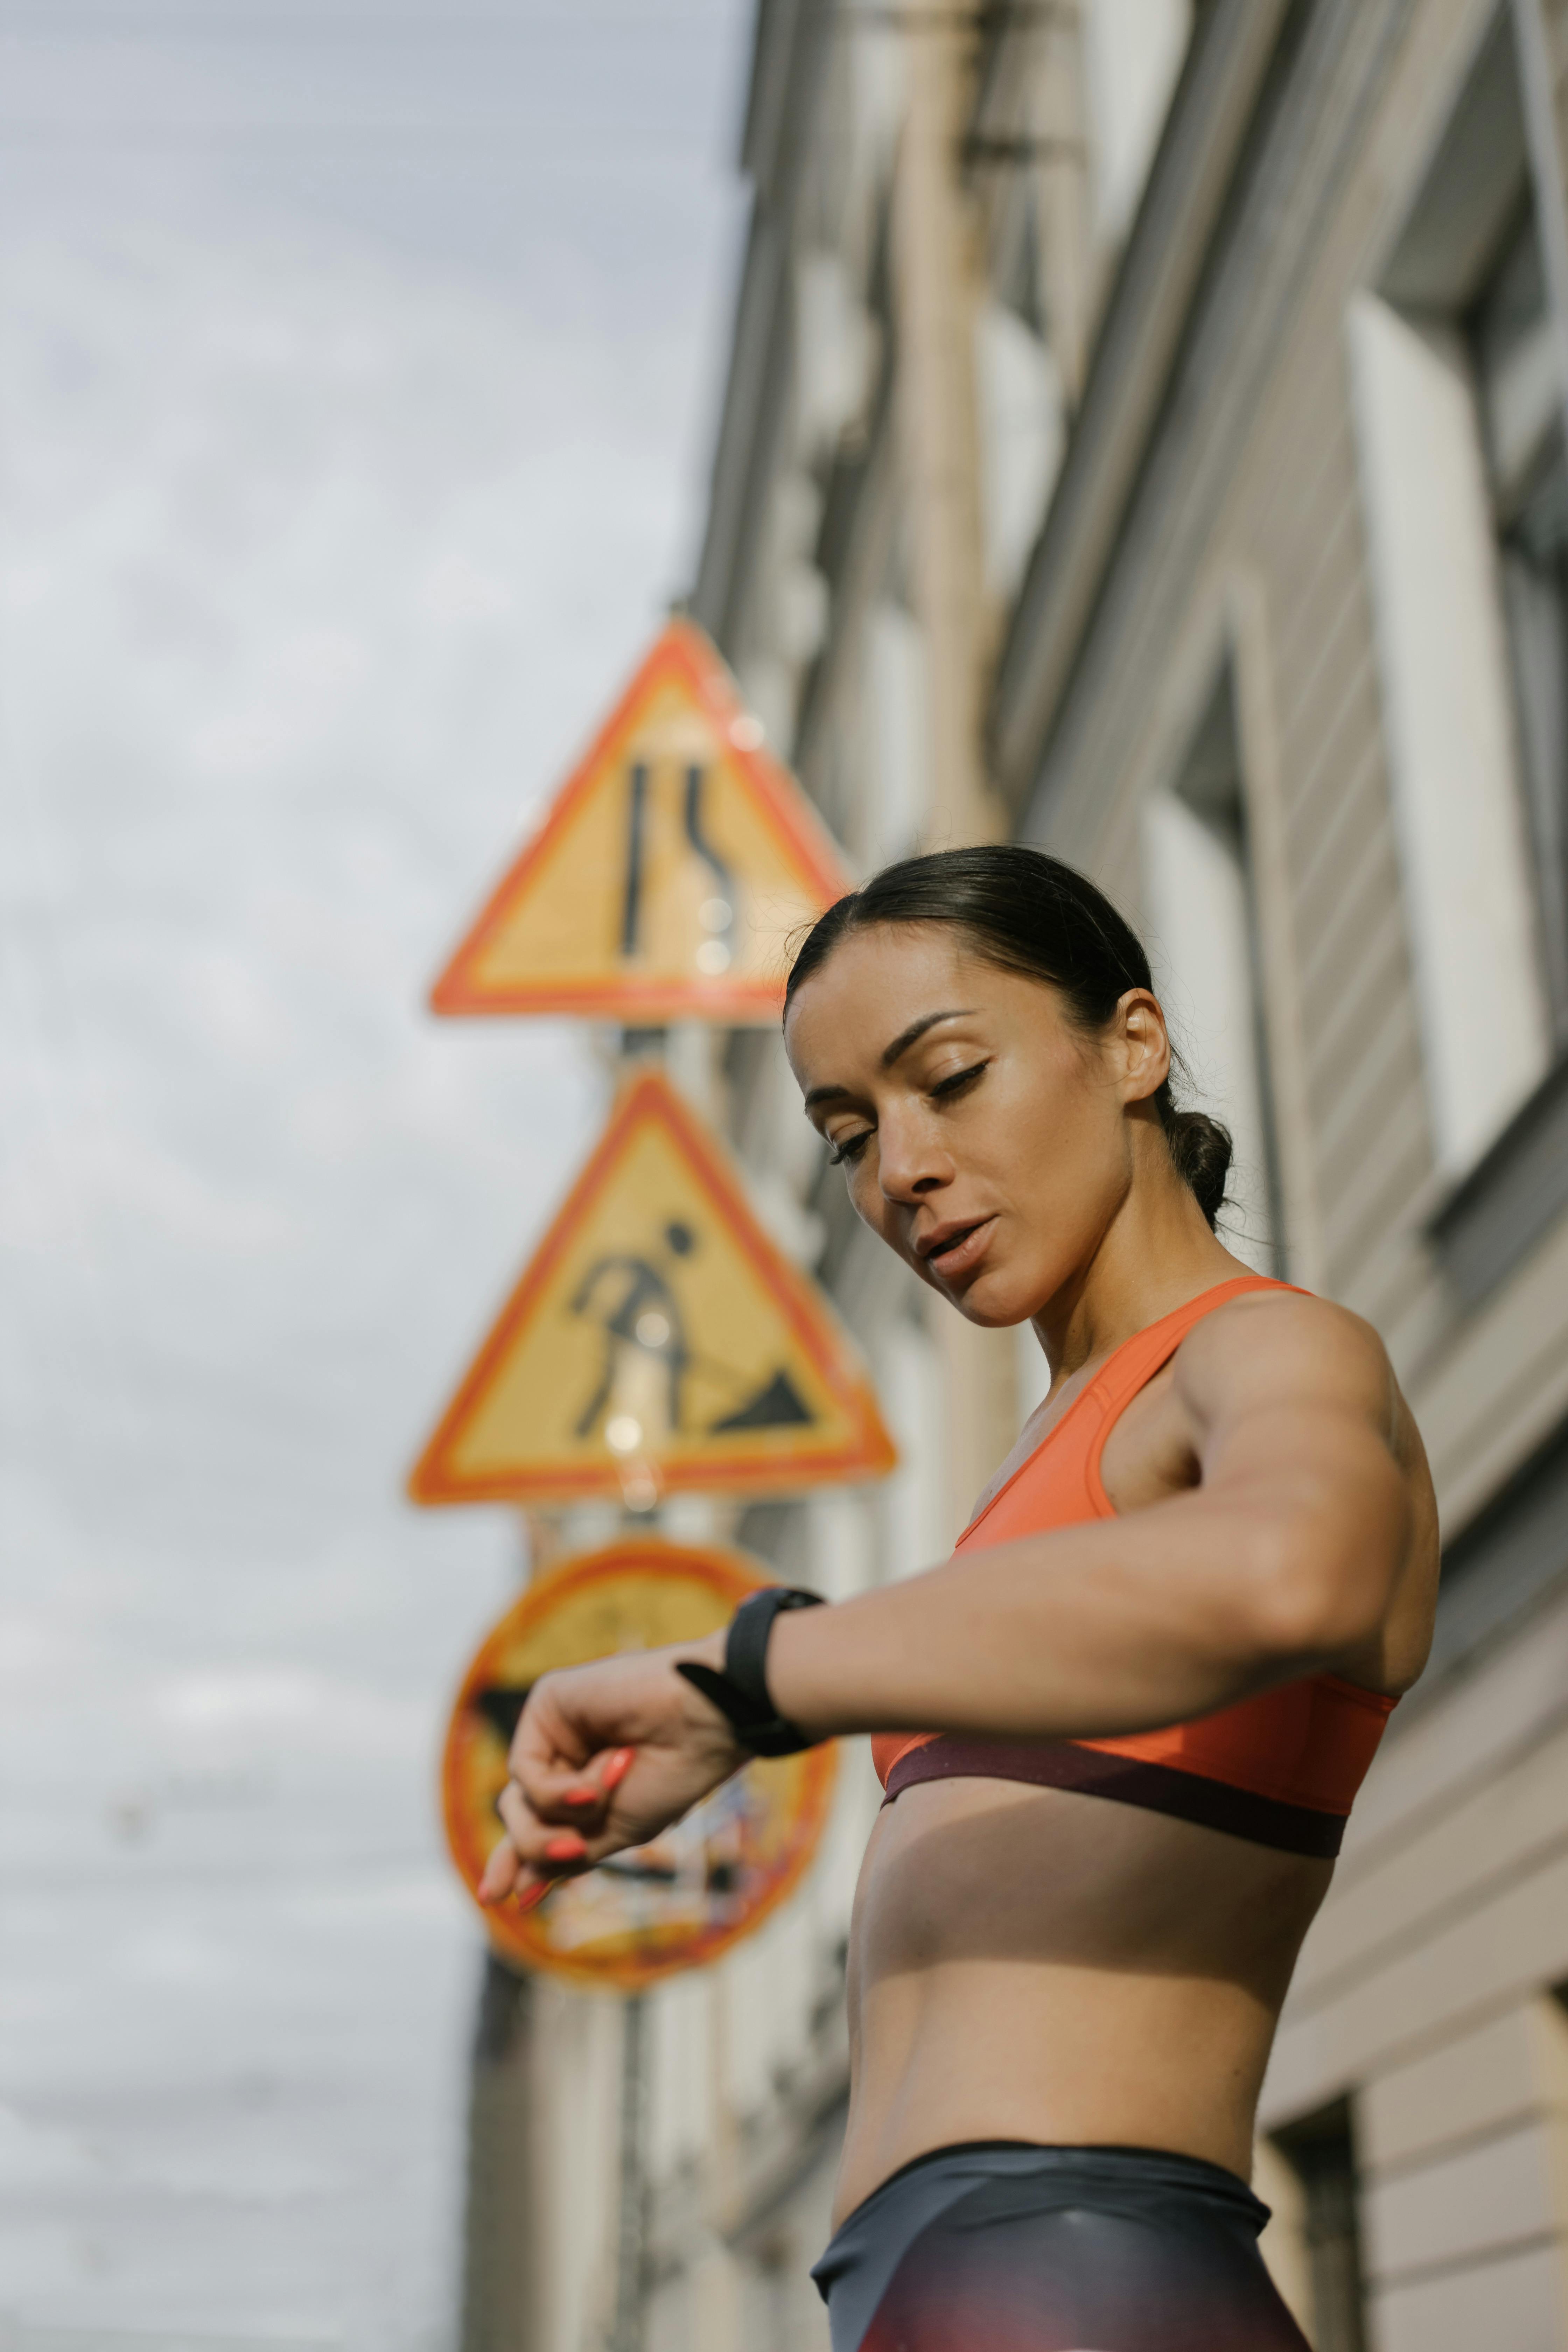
[[408, 1069, 897, 1506], [428, 618, 852, 1022]]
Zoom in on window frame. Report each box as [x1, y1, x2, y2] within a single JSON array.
[[1434, 2, 1568, 1301], [1353, 2, 1568, 1296]]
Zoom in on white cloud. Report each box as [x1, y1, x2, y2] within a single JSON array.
[[0, 3, 751, 2342]]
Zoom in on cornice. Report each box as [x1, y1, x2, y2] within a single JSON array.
[[692, 1, 836, 649], [988, 0, 1296, 806]]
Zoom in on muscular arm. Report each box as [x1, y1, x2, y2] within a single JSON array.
[[486, 1295, 1424, 1901], [769, 1295, 1415, 1743]]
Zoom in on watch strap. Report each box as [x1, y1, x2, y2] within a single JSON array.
[[675, 1586, 824, 1757]]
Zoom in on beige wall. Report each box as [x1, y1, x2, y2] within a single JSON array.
[[1019, 3, 1568, 2342], [619, 4, 1568, 2349]]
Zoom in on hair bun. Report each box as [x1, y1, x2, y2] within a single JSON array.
[[1164, 1108, 1233, 1230]]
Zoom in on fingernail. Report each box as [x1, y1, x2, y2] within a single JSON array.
[[513, 1881, 551, 1914], [544, 1833, 586, 1863], [561, 1787, 598, 1807], [602, 1747, 635, 1791]]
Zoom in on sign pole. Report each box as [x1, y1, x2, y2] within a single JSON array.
[[458, 1955, 539, 2352], [608, 1030, 657, 2352], [424, 623, 873, 2349], [609, 1991, 649, 2352]]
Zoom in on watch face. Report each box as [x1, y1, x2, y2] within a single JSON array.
[[442, 1537, 839, 1991]]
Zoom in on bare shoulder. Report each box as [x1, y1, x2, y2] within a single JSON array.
[[1174, 1287, 1437, 1688], [1171, 1287, 1398, 1437]]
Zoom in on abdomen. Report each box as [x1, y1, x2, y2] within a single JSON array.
[[835, 1773, 1333, 2227]]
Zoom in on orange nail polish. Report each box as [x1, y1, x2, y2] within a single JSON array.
[[513, 1881, 551, 1913], [561, 1788, 598, 1807], [544, 1833, 586, 1863]]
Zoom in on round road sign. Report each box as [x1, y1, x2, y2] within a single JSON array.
[[441, 1538, 838, 1990]]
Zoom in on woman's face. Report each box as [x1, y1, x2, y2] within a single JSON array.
[[783, 923, 1169, 1328]]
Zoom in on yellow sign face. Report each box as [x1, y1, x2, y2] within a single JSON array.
[[428, 619, 852, 1023], [442, 1541, 839, 1991], [409, 1070, 896, 1506]]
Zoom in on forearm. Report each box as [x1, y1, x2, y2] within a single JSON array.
[[765, 1486, 1381, 1745]]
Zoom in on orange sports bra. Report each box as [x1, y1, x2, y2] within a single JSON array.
[[870, 1276, 1395, 1858]]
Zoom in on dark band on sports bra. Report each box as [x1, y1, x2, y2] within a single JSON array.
[[870, 1279, 1395, 1855], [883, 1734, 1348, 1858]]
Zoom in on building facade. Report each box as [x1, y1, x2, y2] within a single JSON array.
[[482, 5, 1568, 2347]]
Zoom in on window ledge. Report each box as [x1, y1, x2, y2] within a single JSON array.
[[1427, 1051, 1568, 1307]]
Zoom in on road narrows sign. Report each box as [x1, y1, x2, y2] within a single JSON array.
[[442, 1540, 839, 1991], [408, 1070, 896, 1506], [429, 618, 853, 1023]]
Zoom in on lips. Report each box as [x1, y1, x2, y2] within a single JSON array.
[[918, 1216, 997, 1281]]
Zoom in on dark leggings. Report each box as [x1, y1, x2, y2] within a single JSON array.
[[811, 2141, 1310, 2352]]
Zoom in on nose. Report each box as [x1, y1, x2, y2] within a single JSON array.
[[875, 1108, 950, 1206]]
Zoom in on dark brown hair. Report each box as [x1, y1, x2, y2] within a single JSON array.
[[784, 845, 1233, 1228]]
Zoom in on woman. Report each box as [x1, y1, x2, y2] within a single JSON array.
[[481, 847, 1438, 2351]]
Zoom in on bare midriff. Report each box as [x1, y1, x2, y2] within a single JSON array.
[[832, 1769, 1333, 2228]]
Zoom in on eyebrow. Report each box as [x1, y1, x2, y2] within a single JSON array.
[[802, 1010, 978, 1110]]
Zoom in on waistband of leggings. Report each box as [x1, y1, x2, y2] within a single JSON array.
[[832, 2139, 1269, 2237]]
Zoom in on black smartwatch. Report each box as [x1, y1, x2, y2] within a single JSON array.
[[675, 1586, 825, 1756]]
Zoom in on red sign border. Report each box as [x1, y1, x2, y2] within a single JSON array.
[[441, 1538, 841, 1991], [407, 1067, 897, 1505], [429, 618, 852, 1021]]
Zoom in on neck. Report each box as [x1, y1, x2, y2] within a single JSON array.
[[1030, 1163, 1253, 1394]]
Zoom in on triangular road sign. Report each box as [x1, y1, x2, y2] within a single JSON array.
[[429, 619, 853, 1023], [409, 1070, 897, 1505]]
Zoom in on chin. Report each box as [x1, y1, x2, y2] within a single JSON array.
[[947, 1273, 1035, 1330]]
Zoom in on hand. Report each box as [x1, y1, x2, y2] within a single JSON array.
[[477, 1633, 747, 1909]]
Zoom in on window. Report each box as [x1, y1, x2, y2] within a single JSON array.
[[1471, 200, 1568, 1038], [1272, 2098, 1370, 2352], [864, 598, 931, 867], [1348, 5, 1557, 1175], [976, 294, 1066, 600], [1080, 0, 1194, 251], [973, 104, 1069, 600], [1143, 668, 1283, 1273]]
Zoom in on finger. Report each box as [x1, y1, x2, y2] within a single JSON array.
[[518, 1744, 638, 1822], [496, 1783, 601, 1876], [477, 1832, 572, 1913], [496, 1779, 547, 1855], [554, 1745, 636, 1812], [506, 1679, 595, 1784], [477, 1834, 522, 1906]]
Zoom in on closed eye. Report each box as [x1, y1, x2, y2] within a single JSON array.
[[826, 1062, 987, 1165], [826, 1129, 872, 1167]]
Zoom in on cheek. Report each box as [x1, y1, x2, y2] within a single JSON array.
[[845, 1156, 924, 1258], [846, 1158, 890, 1228], [988, 1068, 1080, 1178], [1015, 1048, 1112, 1147], [992, 1070, 1125, 1225]]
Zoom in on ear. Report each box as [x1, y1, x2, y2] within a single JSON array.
[[1112, 989, 1172, 1105]]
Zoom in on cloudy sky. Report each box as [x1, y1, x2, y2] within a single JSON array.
[[0, 4, 749, 2342]]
